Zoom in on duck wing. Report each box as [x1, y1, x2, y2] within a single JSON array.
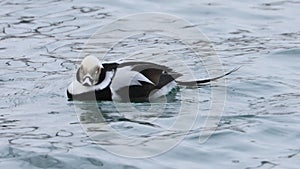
[[110, 61, 180, 102], [118, 61, 182, 85]]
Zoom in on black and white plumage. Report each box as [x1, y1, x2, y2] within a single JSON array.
[[67, 55, 237, 102]]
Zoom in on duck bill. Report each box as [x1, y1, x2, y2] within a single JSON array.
[[82, 76, 93, 87]]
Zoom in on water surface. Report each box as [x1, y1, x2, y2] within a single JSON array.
[[1, 0, 300, 168]]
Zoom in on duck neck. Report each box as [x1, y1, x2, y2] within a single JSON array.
[[95, 68, 106, 85]]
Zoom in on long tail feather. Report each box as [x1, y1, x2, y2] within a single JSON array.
[[176, 66, 240, 86]]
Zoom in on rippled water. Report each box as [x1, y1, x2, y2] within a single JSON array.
[[1, 0, 300, 168]]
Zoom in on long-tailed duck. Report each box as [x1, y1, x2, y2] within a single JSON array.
[[67, 55, 237, 102]]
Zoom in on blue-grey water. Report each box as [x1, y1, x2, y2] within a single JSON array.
[[1, 0, 300, 168]]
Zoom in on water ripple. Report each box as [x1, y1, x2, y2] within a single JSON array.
[[1, 0, 300, 169]]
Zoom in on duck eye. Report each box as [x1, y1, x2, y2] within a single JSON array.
[[95, 67, 100, 74]]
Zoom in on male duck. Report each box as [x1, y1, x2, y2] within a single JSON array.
[[67, 55, 236, 102]]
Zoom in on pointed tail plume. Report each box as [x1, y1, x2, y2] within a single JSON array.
[[176, 67, 241, 86]]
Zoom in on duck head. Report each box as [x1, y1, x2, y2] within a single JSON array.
[[76, 55, 103, 87]]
